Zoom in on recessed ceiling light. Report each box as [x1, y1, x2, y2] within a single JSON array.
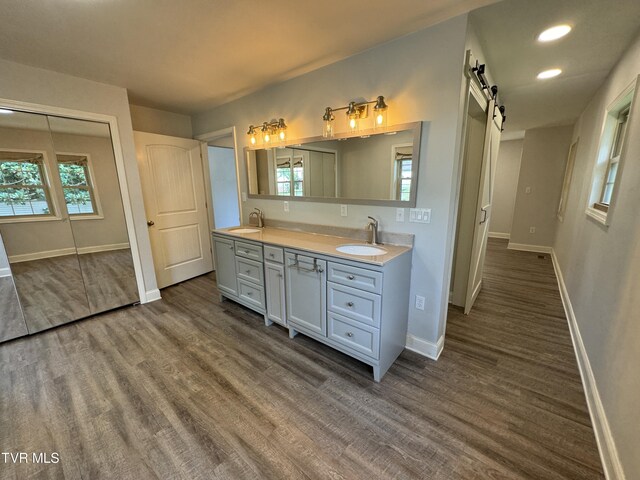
[[537, 68, 562, 80], [0, 108, 14, 114], [538, 24, 572, 42]]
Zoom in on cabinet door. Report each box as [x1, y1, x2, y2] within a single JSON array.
[[213, 236, 238, 297], [285, 252, 326, 336], [265, 262, 286, 326]]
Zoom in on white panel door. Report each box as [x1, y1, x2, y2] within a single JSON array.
[[135, 132, 213, 288], [464, 100, 502, 314]]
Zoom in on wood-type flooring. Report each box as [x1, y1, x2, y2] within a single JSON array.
[[0, 238, 604, 479]]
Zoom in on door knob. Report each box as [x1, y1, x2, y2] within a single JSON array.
[[147, 220, 155, 226]]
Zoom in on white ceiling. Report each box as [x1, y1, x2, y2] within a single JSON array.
[[470, 0, 640, 133], [0, 0, 496, 114]]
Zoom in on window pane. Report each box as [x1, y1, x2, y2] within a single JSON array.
[[20, 162, 44, 185], [276, 167, 290, 182], [293, 181, 303, 196], [606, 162, 619, 184], [400, 160, 412, 179], [602, 183, 614, 205], [0, 187, 50, 216], [293, 166, 304, 181], [276, 182, 290, 196], [63, 188, 94, 214], [58, 163, 88, 187]]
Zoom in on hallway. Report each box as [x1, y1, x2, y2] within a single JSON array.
[[0, 239, 603, 479]]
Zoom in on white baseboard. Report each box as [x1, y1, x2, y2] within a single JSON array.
[[9, 247, 77, 263], [142, 289, 161, 304], [405, 334, 445, 360], [507, 242, 552, 254], [488, 231, 510, 239], [0, 267, 11, 278], [76, 243, 129, 255], [551, 249, 625, 480]]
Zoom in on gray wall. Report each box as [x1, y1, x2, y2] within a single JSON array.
[[208, 146, 240, 229], [192, 15, 471, 347], [130, 104, 193, 138], [553, 31, 640, 479], [0, 58, 158, 296], [489, 139, 522, 237], [509, 126, 573, 247]]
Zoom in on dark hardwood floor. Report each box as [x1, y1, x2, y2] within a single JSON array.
[[0, 238, 603, 479]]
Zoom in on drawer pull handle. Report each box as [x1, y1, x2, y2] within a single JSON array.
[[246, 270, 251, 274], [269, 253, 275, 257], [347, 302, 354, 307], [229, 246, 234, 250], [347, 275, 355, 280], [345, 332, 354, 337]]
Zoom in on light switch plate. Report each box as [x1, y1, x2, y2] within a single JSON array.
[[409, 208, 431, 224], [525, 186, 532, 194], [340, 205, 348, 217], [415, 295, 425, 310], [284, 201, 289, 212], [396, 208, 405, 222], [241, 191, 247, 202]]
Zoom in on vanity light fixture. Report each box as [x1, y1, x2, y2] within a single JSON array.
[[537, 24, 572, 42], [537, 68, 562, 80], [322, 95, 388, 137], [247, 118, 287, 145]]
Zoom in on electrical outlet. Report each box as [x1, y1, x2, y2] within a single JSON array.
[[396, 208, 405, 222], [284, 201, 289, 213], [241, 191, 247, 202], [340, 204, 348, 217], [525, 186, 532, 194], [529, 226, 536, 233], [409, 208, 431, 224], [415, 295, 425, 310]]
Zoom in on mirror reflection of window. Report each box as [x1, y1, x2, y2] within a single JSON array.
[[275, 156, 304, 196], [0, 152, 53, 217], [393, 145, 413, 201], [56, 154, 98, 215]]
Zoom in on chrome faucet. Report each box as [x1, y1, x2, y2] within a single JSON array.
[[367, 216, 381, 245], [249, 208, 264, 228]]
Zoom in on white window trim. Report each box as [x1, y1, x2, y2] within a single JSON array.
[[56, 151, 104, 221], [0, 147, 63, 224], [585, 76, 637, 226]]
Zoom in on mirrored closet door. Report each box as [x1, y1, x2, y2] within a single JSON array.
[[0, 109, 138, 342]]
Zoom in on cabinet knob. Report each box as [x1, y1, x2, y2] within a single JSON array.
[[246, 270, 251, 274], [147, 220, 155, 226], [277, 273, 283, 278], [347, 302, 354, 307], [244, 250, 250, 254], [345, 332, 354, 338], [247, 291, 253, 296], [318, 267, 324, 273], [347, 275, 355, 280], [269, 253, 275, 257], [229, 246, 234, 250]]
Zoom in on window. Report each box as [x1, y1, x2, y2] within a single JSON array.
[[598, 107, 629, 208], [57, 154, 97, 215], [275, 157, 304, 196], [392, 144, 413, 201], [0, 152, 53, 217], [587, 80, 635, 224]]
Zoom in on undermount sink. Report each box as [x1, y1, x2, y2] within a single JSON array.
[[229, 227, 261, 234], [336, 244, 387, 256]]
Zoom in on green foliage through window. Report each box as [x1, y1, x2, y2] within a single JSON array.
[[57, 159, 96, 215], [0, 157, 52, 217]]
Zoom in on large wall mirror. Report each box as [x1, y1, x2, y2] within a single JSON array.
[[245, 122, 422, 206], [0, 108, 139, 342]]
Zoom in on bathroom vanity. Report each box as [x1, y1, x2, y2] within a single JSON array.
[[212, 227, 412, 381]]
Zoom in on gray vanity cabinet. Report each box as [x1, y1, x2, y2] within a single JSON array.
[[264, 246, 286, 327], [285, 252, 326, 336], [212, 236, 238, 297]]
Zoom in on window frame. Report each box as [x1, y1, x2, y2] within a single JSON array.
[[391, 143, 413, 201], [0, 148, 59, 223], [55, 152, 103, 220], [586, 77, 637, 226], [274, 153, 305, 197]]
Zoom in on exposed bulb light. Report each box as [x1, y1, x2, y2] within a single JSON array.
[[373, 96, 388, 129], [321, 95, 389, 136], [277, 118, 287, 141], [537, 24, 572, 42], [247, 125, 257, 145], [346, 102, 360, 132], [537, 68, 562, 79], [247, 118, 287, 145], [0, 108, 14, 114], [322, 107, 335, 138]]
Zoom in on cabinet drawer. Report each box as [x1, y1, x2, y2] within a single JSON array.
[[327, 282, 381, 328], [237, 278, 265, 310], [264, 245, 284, 264], [235, 241, 263, 262], [236, 257, 264, 286], [327, 262, 382, 294], [328, 312, 379, 360]]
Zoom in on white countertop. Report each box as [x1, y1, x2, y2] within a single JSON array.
[[213, 227, 412, 266]]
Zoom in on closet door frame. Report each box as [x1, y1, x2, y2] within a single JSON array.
[[0, 97, 148, 303]]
